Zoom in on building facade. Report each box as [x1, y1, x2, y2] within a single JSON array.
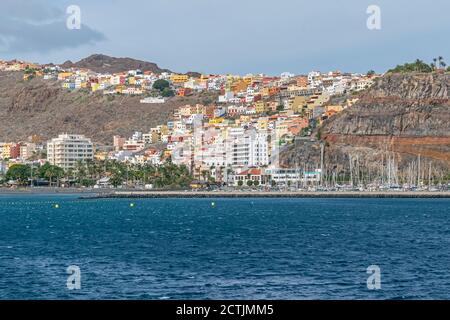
[[47, 134, 94, 170]]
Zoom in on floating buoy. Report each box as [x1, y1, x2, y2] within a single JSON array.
[[211, 202, 216, 207], [54, 204, 59, 209], [130, 203, 135, 208]]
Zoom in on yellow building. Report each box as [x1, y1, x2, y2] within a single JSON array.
[[239, 115, 251, 122], [179, 105, 192, 116], [115, 85, 125, 94], [260, 87, 279, 97], [232, 80, 248, 93], [326, 105, 344, 113], [150, 131, 160, 143], [91, 83, 100, 92], [290, 96, 308, 113], [2, 143, 11, 159], [260, 87, 270, 97], [190, 104, 204, 114], [255, 101, 267, 114], [209, 117, 224, 124], [58, 72, 73, 81], [94, 151, 108, 161], [257, 117, 269, 130], [170, 74, 189, 83], [306, 92, 330, 111], [160, 125, 169, 136], [243, 75, 253, 85], [163, 150, 172, 158]]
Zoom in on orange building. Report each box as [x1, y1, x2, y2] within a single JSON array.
[[296, 76, 308, 87], [177, 88, 192, 97], [231, 80, 249, 93], [202, 105, 216, 119]]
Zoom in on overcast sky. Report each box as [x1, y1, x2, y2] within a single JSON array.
[[1, 0, 449, 75]]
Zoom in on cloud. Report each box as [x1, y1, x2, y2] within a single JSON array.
[[0, 0, 105, 54]]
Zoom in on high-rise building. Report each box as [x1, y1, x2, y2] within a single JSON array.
[[226, 128, 269, 168], [47, 134, 94, 170]]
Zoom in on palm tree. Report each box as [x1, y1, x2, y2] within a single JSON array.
[[43, 165, 64, 187], [438, 56, 446, 69], [74, 160, 86, 185], [433, 58, 438, 70], [415, 59, 422, 72]]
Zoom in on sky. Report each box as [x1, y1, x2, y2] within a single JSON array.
[[0, 0, 449, 75]]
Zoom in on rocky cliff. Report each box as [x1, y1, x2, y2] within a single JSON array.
[[281, 72, 450, 180]]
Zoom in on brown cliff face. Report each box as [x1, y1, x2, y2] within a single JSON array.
[[0, 72, 217, 144], [323, 73, 449, 137], [281, 72, 450, 175]]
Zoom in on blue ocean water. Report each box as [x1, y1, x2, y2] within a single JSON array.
[[0, 194, 449, 299]]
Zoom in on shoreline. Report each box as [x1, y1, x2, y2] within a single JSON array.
[[1, 188, 449, 199], [0, 188, 103, 195], [80, 190, 450, 199]]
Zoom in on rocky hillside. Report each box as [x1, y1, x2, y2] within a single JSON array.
[[281, 72, 450, 177], [60, 54, 172, 74], [0, 72, 217, 144]]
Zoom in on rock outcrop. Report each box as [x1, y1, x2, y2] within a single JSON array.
[[281, 72, 450, 178], [59, 54, 172, 74]]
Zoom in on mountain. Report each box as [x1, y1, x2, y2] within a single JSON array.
[[281, 72, 450, 176], [0, 72, 218, 144], [59, 54, 172, 74]]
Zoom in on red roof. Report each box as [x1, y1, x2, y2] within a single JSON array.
[[237, 168, 262, 176]]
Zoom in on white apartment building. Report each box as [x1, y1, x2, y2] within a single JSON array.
[[307, 71, 322, 88], [172, 126, 270, 170], [248, 130, 269, 167], [193, 127, 228, 167], [47, 134, 94, 170], [226, 128, 269, 168]]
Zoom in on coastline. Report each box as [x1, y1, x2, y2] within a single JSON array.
[[80, 190, 450, 199], [0, 187, 103, 195], [1, 188, 449, 199]]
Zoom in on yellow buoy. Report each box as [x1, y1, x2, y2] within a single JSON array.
[[54, 204, 59, 209]]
